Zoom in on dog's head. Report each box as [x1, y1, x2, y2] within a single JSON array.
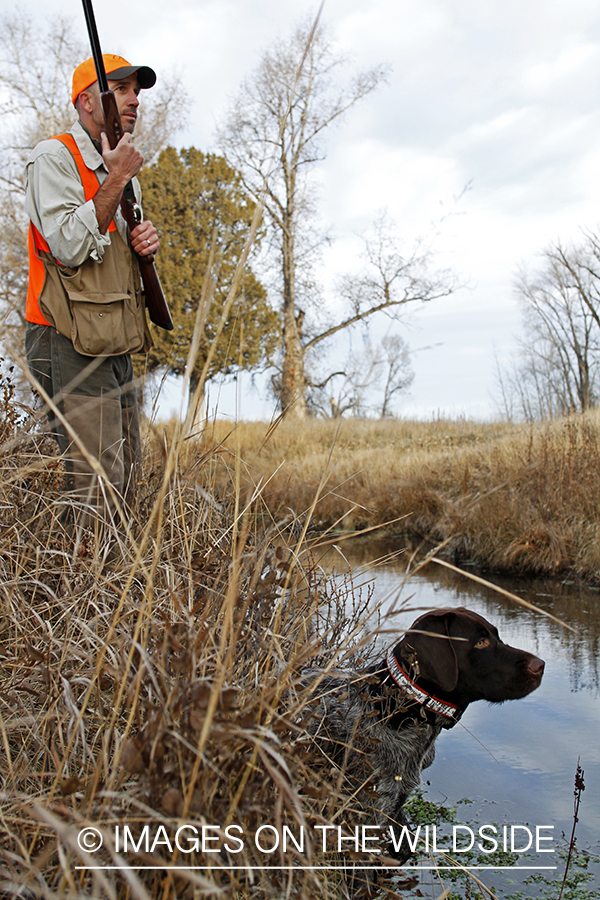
[[392, 606, 544, 706]]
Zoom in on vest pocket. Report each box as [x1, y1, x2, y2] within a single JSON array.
[[38, 236, 152, 357], [68, 293, 136, 356]]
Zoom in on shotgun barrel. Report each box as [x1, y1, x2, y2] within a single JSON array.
[[80, 0, 174, 331]]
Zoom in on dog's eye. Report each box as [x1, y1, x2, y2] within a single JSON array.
[[474, 637, 491, 649]]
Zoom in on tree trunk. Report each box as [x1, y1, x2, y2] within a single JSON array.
[[281, 308, 306, 418], [279, 205, 306, 418], [187, 374, 206, 439]]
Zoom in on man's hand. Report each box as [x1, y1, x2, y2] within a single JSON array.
[[100, 132, 158, 256], [130, 220, 159, 257], [93, 133, 145, 235], [100, 132, 144, 185]]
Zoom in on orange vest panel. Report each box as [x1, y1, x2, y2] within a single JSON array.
[[26, 133, 117, 325]]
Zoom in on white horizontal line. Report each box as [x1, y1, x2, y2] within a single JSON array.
[[74, 865, 558, 871]]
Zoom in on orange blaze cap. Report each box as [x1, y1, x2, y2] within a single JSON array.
[[71, 54, 156, 105]]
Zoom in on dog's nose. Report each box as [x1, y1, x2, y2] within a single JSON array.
[[528, 657, 545, 678]]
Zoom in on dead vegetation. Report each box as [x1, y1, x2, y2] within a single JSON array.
[[0, 370, 418, 900], [2, 355, 592, 898], [198, 413, 600, 581]]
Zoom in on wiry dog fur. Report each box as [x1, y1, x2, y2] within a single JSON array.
[[299, 607, 545, 868]]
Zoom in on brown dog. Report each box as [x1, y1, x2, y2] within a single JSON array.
[[300, 607, 544, 867]]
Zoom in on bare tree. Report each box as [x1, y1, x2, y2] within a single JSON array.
[[307, 331, 413, 419], [266, 209, 451, 416], [378, 334, 414, 418], [306, 210, 450, 385], [498, 235, 600, 420], [307, 343, 380, 418], [218, 19, 389, 418]]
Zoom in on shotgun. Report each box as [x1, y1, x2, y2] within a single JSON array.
[[81, 0, 174, 331]]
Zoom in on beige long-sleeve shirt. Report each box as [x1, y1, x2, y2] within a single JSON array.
[[25, 120, 141, 269]]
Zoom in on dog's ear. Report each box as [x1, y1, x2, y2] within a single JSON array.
[[399, 610, 459, 692]]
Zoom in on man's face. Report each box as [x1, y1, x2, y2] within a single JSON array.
[[78, 75, 141, 139], [107, 75, 141, 134]]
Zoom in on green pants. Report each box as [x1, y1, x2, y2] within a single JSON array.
[[25, 322, 141, 529]]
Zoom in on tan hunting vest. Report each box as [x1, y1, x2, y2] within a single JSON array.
[[26, 132, 152, 357]]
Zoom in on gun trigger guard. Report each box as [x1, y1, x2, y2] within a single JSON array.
[[131, 203, 142, 224]]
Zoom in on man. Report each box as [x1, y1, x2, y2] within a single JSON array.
[[25, 54, 159, 537]]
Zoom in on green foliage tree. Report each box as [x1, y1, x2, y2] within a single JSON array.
[[138, 147, 278, 410]]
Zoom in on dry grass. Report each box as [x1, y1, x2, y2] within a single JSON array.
[[3, 363, 595, 899], [196, 413, 600, 580], [0, 380, 417, 900]]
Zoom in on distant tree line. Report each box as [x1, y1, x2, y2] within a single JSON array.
[[498, 232, 600, 421]]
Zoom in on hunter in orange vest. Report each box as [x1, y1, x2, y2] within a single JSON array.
[[25, 54, 160, 550]]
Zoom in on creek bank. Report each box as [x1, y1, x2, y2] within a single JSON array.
[[196, 414, 600, 585]]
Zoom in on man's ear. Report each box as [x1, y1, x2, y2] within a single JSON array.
[[76, 89, 97, 116]]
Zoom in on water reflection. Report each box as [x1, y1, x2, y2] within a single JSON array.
[[316, 537, 600, 895]]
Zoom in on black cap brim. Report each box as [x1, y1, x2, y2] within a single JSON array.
[[107, 65, 156, 89]]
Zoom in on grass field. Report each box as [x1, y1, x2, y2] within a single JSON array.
[[0, 386, 413, 899]]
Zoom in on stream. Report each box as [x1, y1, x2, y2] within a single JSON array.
[[320, 537, 600, 898]]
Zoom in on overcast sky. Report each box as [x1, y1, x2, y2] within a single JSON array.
[[18, 0, 600, 419]]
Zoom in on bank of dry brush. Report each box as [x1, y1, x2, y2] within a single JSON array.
[[0, 389, 394, 899], [200, 413, 600, 581]]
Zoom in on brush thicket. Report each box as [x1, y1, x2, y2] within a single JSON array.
[[0, 382, 403, 899], [3, 375, 580, 898]]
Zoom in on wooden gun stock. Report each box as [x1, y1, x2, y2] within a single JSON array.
[[100, 91, 174, 331]]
